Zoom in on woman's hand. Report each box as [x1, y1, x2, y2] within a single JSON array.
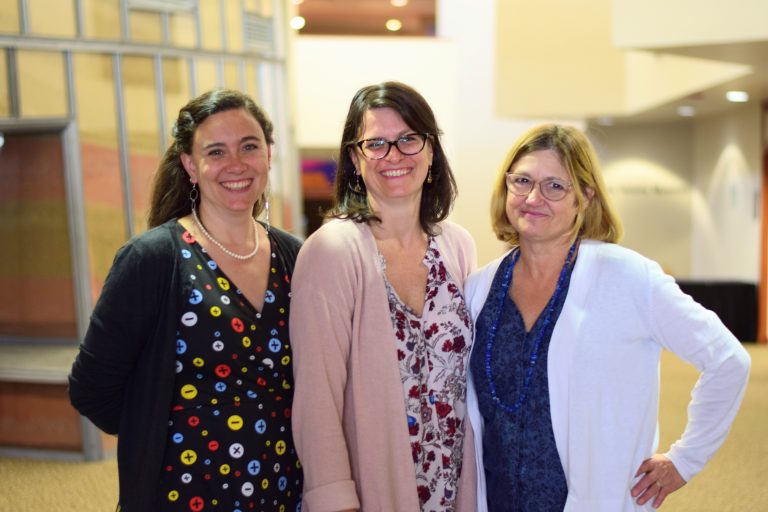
[[631, 454, 686, 508]]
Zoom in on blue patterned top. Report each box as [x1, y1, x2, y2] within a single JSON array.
[[470, 252, 575, 511]]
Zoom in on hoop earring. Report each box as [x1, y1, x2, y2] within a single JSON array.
[[426, 165, 433, 184], [189, 182, 199, 209]]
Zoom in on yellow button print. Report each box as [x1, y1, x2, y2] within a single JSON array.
[[180, 384, 198, 400], [193, 357, 204, 367], [217, 277, 230, 290], [210, 306, 222, 317], [227, 415, 244, 431], [275, 440, 286, 455], [220, 464, 231, 475], [180, 449, 197, 465], [242, 336, 251, 348], [168, 490, 179, 502]]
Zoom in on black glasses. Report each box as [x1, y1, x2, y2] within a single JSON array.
[[354, 132, 428, 160], [506, 173, 572, 201]]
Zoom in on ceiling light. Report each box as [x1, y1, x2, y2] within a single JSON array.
[[291, 0, 304, 5], [385, 19, 402, 32], [677, 105, 696, 117], [290, 16, 306, 30], [390, 0, 409, 6], [726, 90, 749, 103]]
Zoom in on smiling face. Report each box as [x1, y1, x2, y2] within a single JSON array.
[[349, 107, 433, 211], [506, 149, 584, 245], [181, 108, 271, 218]]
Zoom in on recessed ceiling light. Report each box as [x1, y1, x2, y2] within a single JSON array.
[[677, 105, 696, 117], [391, 0, 409, 6], [290, 16, 306, 30], [725, 90, 749, 103], [385, 19, 403, 32]]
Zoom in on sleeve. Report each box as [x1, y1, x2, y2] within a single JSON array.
[[68, 236, 172, 435], [289, 229, 361, 512], [641, 259, 751, 481]]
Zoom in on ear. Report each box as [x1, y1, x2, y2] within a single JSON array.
[[180, 152, 197, 183], [583, 186, 595, 206], [348, 146, 361, 175], [267, 144, 272, 166]]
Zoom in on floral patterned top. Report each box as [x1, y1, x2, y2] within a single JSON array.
[[381, 236, 473, 512]]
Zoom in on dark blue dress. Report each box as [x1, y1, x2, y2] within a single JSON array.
[[470, 252, 574, 511]]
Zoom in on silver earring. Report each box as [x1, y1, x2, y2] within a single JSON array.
[[263, 194, 271, 233], [189, 182, 199, 209]]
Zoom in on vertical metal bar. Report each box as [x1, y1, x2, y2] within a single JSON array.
[[219, 0, 227, 51], [112, 53, 135, 239], [216, 58, 224, 88], [7, 48, 20, 118], [18, 0, 29, 34], [238, 58, 246, 92], [155, 55, 167, 151], [189, 56, 198, 97], [63, 50, 103, 460], [161, 11, 171, 45], [119, 0, 130, 41], [194, 0, 203, 49], [74, 0, 84, 38]]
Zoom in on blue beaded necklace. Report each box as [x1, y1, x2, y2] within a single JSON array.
[[485, 238, 579, 414]]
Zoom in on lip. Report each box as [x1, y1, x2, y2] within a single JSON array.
[[379, 167, 412, 178], [220, 178, 253, 191]]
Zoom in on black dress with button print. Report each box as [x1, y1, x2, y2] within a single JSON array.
[[156, 223, 302, 512]]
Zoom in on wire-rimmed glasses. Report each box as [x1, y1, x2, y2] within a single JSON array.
[[505, 173, 572, 201], [354, 132, 429, 160]]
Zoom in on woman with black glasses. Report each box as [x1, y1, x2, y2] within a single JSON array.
[[465, 124, 750, 511], [290, 81, 478, 511]]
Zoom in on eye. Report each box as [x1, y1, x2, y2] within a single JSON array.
[[207, 149, 224, 157], [398, 134, 418, 143], [547, 179, 567, 190], [512, 175, 530, 185], [364, 139, 386, 150], [242, 143, 258, 152]]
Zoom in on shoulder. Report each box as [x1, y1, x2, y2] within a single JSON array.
[[299, 218, 368, 258], [116, 220, 179, 263], [578, 240, 663, 283], [266, 224, 303, 259], [466, 252, 508, 293]]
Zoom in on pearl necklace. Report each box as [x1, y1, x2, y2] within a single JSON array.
[[191, 207, 260, 260], [485, 238, 579, 414]]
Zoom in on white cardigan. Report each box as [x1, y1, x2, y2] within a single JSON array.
[[465, 240, 751, 512]]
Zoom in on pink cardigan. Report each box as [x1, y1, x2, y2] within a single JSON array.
[[290, 218, 478, 512]]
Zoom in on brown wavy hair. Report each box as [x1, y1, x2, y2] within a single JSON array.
[[147, 89, 274, 228], [325, 81, 457, 235]]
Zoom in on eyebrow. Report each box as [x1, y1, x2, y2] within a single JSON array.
[[201, 135, 262, 151]]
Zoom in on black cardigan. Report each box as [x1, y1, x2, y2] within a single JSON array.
[[69, 219, 302, 511]]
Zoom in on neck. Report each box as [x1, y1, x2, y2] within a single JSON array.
[[516, 237, 576, 280], [368, 198, 425, 247], [197, 204, 255, 244]]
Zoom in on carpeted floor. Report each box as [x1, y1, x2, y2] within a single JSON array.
[[0, 345, 766, 511]]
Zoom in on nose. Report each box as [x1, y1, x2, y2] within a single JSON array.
[[524, 183, 545, 202], [227, 153, 247, 171], [383, 142, 405, 161]]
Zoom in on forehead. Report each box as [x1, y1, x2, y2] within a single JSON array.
[[194, 108, 264, 141], [511, 149, 568, 178], [359, 107, 411, 137]]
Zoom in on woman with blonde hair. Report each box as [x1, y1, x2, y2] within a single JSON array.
[[465, 124, 750, 511]]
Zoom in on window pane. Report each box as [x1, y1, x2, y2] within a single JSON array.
[[169, 11, 196, 48], [162, 57, 192, 132], [223, 60, 241, 89], [0, 132, 77, 338], [27, 0, 76, 37], [195, 58, 220, 94], [81, 0, 121, 40], [245, 62, 261, 101], [17, 50, 68, 118], [129, 10, 163, 44], [73, 52, 127, 294], [122, 55, 160, 235], [0, 51, 9, 117], [0, 1, 20, 33], [225, 0, 243, 52], [199, 0, 223, 50]]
